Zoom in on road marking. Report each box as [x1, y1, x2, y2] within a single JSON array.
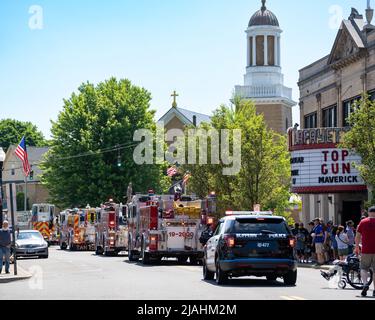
[[176, 266, 200, 272], [280, 296, 307, 301]]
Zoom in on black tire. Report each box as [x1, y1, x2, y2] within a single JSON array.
[[190, 257, 198, 265], [215, 258, 228, 285], [283, 270, 297, 286], [41, 255, 49, 259], [346, 268, 373, 290], [203, 260, 215, 280], [128, 250, 139, 262], [60, 242, 67, 250], [141, 241, 151, 265], [266, 275, 278, 281], [177, 256, 188, 264]]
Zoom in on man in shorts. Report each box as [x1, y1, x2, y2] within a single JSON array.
[[355, 206, 375, 297], [312, 218, 325, 265]]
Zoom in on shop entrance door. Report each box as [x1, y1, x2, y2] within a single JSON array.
[[342, 201, 362, 226]]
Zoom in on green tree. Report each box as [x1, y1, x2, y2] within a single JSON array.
[[342, 94, 375, 205], [182, 99, 292, 217], [41, 78, 170, 208], [16, 192, 30, 211], [0, 119, 46, 151]]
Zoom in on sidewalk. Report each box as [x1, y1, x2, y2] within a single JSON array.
[[298, 262, 331, 270], [0, 263, 32, 283]]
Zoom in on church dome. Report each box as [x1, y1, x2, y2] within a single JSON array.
[[249, 1, 279, 27]]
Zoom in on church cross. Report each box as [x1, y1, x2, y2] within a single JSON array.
[[171, 90, 179, 108]]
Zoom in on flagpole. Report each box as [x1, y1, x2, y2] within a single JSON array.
[[24, 175, 27, 212]]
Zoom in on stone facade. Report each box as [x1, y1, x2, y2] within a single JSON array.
[[297, 8, 375, 226]]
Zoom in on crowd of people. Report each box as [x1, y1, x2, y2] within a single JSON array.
[[290, 215, 365, 266]]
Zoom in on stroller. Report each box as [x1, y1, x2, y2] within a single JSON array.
[[320, 254, 373, 290]]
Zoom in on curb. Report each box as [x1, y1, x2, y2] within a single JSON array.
[[0, 266, 32, 284], [298, 264, 331, 271]]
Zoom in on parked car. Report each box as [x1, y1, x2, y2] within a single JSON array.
[[202, 211, 297, 285], [15, 230, 49, 259]]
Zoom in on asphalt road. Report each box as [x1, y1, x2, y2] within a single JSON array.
[[0, 247, 373, 300]]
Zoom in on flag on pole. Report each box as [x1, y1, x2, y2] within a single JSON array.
[[167, 166, 178, 177], [15, 137, 31, 177], [183, 172, 191, 185]]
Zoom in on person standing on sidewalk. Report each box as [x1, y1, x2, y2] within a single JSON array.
[[355, 207, 375, 297], [312, 218, 325, 265], [346, 220, 356, 254], [0, 221, 12, 274], [336, 226, 349, 261]]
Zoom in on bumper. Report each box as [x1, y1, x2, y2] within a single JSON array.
[[16, 248, 48, 257], [220, 258, 297, 275], [149, 251, 204, 258]]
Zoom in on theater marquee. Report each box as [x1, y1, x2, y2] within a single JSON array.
[[288, 127, 367, 194]]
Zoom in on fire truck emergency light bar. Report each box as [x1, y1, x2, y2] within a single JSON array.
[[225, 211, 273, 216]]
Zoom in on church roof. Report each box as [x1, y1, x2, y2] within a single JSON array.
[[249, 1, 279, 27], [158, 107, 211, 127]]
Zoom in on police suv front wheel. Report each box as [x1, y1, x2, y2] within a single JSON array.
[[215, 258, 228, 285], [283, 270, 297, 286], [203, 261, 214, 280]]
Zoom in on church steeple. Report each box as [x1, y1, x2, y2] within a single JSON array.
[[171, 90, 179, 108]]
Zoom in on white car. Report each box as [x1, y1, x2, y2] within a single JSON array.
[[16, 230, 49, 259]]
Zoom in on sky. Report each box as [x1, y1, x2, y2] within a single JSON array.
[[0, 0, 369, 138]]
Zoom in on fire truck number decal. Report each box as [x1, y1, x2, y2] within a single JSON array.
[[169, 232, 194, 238]]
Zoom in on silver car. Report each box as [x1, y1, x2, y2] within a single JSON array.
[[16, 230, 49, 259]]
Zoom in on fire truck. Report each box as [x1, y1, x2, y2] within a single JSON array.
[[94, 200, 128, 256], [84, 206, 100, 251], [59, 208, 90, 251], [30, 203, 58, 244], [126, 192, 217, 265]]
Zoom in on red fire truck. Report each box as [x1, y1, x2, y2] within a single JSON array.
[[126, 192, 217, 265], [94, 200, 128, 256]]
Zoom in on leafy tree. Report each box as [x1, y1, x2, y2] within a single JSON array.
[[0, 119, 46, 151], [182, 99, 292, 217], [41, 78, 170, 208], [342, 94, 375, 205], [16, 192, 30, 211]]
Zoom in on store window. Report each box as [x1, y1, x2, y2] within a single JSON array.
[[343, 97, 360, 127]]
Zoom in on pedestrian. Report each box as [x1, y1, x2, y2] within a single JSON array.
[[0, 221, 12, 274], [345, 220, 356, 254], [307, 221, 316, 263], [291, 223, 299, 237], [355, 206, 375, 297], [324, 221, 334, 263], [336, 226, 349, 261], [296, 224, 308, 263], [331, 225, 339, 261], [312, 218, 325, 265]]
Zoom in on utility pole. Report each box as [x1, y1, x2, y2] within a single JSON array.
[[0, 147, 5, 226], [9, 183, 17, 276]]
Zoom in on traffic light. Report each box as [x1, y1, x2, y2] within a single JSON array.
[[29, 170, 34, 180]]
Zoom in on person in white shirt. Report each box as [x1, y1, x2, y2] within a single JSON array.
[[335, 226, 349, 261]]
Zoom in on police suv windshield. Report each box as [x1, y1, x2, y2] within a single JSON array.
[[227, 218, 290, 235]]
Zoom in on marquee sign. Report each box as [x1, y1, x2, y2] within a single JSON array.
[[288, 127, 367, 194]]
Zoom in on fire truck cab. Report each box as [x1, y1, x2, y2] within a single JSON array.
[[95, 200, 128, 256], [59, 209, 88, 251], [127, 192, 217, 265], [31, 203, 57, 244]]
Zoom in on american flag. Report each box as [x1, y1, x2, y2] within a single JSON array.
[[15, 137, 31, 177], [167, 166, 178, 177]]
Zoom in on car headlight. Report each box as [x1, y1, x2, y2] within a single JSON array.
[[42, 242, 48, 248]]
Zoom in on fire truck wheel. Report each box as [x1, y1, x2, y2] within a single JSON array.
[[95, 246, 104, 255], [177, 256, 188, 264], [128, 250, 139, 262], [190, 257, 198, 265], [141, 243, 151, 265], [60, 242, 67, 250]]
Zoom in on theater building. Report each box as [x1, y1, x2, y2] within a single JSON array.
[[295, 6, 375, 226]]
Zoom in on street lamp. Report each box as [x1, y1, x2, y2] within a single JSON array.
[[0, 147, 6, 226]]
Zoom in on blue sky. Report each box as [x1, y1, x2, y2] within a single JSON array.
[[0, 0, 368, 137]]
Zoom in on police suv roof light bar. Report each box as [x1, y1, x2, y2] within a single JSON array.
[[225, 211, 273, 216]]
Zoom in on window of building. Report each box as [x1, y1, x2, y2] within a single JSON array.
[[343, 97, 360, 127], [304, 112, 317, 129], [322, 105, 337, 128], [256, 35, 264, 66], [267, 36, 275, 66]]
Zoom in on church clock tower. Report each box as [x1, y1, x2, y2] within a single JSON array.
[[235, 0, 296, 133]]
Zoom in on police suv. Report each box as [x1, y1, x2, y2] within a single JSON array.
[[202, 211, 298, 285]]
